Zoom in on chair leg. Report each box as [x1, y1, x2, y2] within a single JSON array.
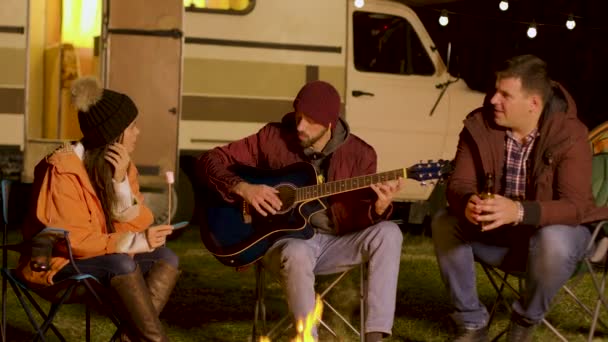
[[587, 264, 608, 341], [2, 273, 6, 342], [360, 262, 367, 342], [36, 283, 79, 340], [480, 264, 568, 342], [86, 305, 91, 342], [2, 223, 7, 342], [264, 264, 369, 341], [8, 281, 48, 342], [252, 262, 267, 340]]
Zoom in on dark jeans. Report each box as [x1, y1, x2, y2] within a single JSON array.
[[53, 247, 178, 286]]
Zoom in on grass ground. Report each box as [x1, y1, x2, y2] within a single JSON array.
[[2, 226, 607, 341]]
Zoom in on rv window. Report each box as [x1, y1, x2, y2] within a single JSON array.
[[184, 0, 255, 14], [353, 11, 434, 76]]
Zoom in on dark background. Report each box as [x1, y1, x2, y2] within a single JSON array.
[[402, 0, 608, 130]]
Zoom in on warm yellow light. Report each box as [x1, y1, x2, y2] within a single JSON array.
[[230, 0, 249, 10], [208, 0, 230, 9], [61, 0, 101, 48], [293, 295, 323, 342], [185, 0, 250, 10]]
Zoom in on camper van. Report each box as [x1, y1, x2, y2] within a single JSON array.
[[0, 0, 483, 224]]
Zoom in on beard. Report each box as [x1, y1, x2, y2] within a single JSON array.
[[299, 126, 329, 148]]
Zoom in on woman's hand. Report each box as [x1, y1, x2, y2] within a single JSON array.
[[146, 225, 173, 248], [105, 143, 130, 182]]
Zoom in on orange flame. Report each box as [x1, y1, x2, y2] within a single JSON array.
[[258, 294, 323, 342], [293, 294, 323, 342]]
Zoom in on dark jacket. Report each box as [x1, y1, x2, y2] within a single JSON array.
[[448, 83, 608, 227], [196, 113, 392, 235]]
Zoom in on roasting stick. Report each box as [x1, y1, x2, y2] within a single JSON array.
[[165, 171, 174, 225]]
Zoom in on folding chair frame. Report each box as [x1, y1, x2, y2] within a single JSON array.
[[252, 261, 368, 341], [478, 220, 608, 342], [0, 180, 121, 342]]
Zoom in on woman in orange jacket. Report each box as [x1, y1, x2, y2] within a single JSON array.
[[19, 77, 179, 341]]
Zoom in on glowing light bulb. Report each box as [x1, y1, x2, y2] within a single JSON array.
[[566, 14, 576, 30], [527, 23, 537, 39], [499, 0, 509, 11], [439, 10, 449, 26], [354, 0, 365, 8]]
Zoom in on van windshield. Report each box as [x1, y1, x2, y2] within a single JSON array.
[[353, 11, 435, 76]]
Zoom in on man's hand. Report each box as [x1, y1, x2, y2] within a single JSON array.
[[233, 182, 282, 217], [474, 194, 520, 231], [465, 194, 483, 225], [370, 178, 404, 216], [146, 225, 173, 248], [105, 143, 130, 182]]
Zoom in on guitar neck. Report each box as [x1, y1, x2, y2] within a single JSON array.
[[295, 168, 406, 203]]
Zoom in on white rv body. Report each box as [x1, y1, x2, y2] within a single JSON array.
[[180, 0, 483, 202], [0, 0, 484, 222]]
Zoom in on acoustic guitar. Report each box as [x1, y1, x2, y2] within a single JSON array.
[[199, 160, 449, 267]]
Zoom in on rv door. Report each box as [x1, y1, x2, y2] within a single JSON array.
[[102, 0, 183, 191], [346, 0, 450, 202]]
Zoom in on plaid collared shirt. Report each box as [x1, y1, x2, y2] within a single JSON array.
[[504, 129, 539, 201]]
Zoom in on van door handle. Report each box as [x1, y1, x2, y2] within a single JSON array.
[[352, 90, 374, 97]]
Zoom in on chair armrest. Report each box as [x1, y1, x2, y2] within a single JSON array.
[[588, 220, 608, 264], [30, 227, 69, 272]]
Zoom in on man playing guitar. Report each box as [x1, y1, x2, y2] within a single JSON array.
[[197, 80, 404, 341]]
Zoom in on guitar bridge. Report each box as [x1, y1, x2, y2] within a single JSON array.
[[242, 201, 252, 224]]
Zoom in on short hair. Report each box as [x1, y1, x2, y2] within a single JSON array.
[[495, 54, 551, 102]]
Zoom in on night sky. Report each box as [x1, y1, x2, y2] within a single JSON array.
[[404, 0, 608, 130]]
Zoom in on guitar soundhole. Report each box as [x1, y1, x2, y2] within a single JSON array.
[[275, 184, 297, 214]]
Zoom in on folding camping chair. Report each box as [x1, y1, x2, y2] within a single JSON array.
[[0, 179, 120, 342], [252, 261, 369, 341], [477, 122, 608, 341], [477, 218, 608, 342]]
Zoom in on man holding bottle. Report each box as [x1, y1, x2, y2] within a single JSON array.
[[431, 54, 608, 342]]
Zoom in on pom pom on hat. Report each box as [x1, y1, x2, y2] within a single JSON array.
[[71, 77, 138, 149], [71, 77, 103, 112]]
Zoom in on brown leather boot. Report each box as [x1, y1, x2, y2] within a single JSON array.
[[145, 260, 180, 314], [110, 266, 169, 342]]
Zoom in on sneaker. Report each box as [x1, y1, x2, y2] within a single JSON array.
[[506, 320, 536, 342], [453, 325, 489, 342]]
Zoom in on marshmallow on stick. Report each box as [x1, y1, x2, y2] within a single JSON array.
[[165, 171, 174, 225]]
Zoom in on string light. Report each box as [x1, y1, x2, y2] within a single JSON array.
[[439, 9, 449, 26], [527, 22, 537, 39], [498, 0, 509, 12], [566, 14, 576, 30], [426, 7, 608, 39], [354, 0, 365, 9]]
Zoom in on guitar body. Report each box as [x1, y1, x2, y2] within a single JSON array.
[[199, 162, 320, 267], [197, 158, 447, 268]]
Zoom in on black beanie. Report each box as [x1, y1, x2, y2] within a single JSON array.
[[71, 77, 138, 149]]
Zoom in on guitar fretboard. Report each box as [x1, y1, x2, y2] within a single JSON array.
[[295, 169, 406, 202]]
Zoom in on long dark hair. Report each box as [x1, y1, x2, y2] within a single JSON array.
[[83, 145, 117, 233]]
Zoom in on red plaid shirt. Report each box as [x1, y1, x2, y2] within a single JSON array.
[[504, 129, 538, 222]]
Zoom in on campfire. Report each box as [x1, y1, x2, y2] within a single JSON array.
[[259, 294, 323, 342]]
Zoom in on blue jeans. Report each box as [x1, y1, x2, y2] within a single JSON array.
[[263, 221, 403, 335], [432, 209, 590, 328], [53, 247, 179, 286]]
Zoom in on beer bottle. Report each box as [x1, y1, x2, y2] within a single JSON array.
[[479, 173, 494, 228]]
